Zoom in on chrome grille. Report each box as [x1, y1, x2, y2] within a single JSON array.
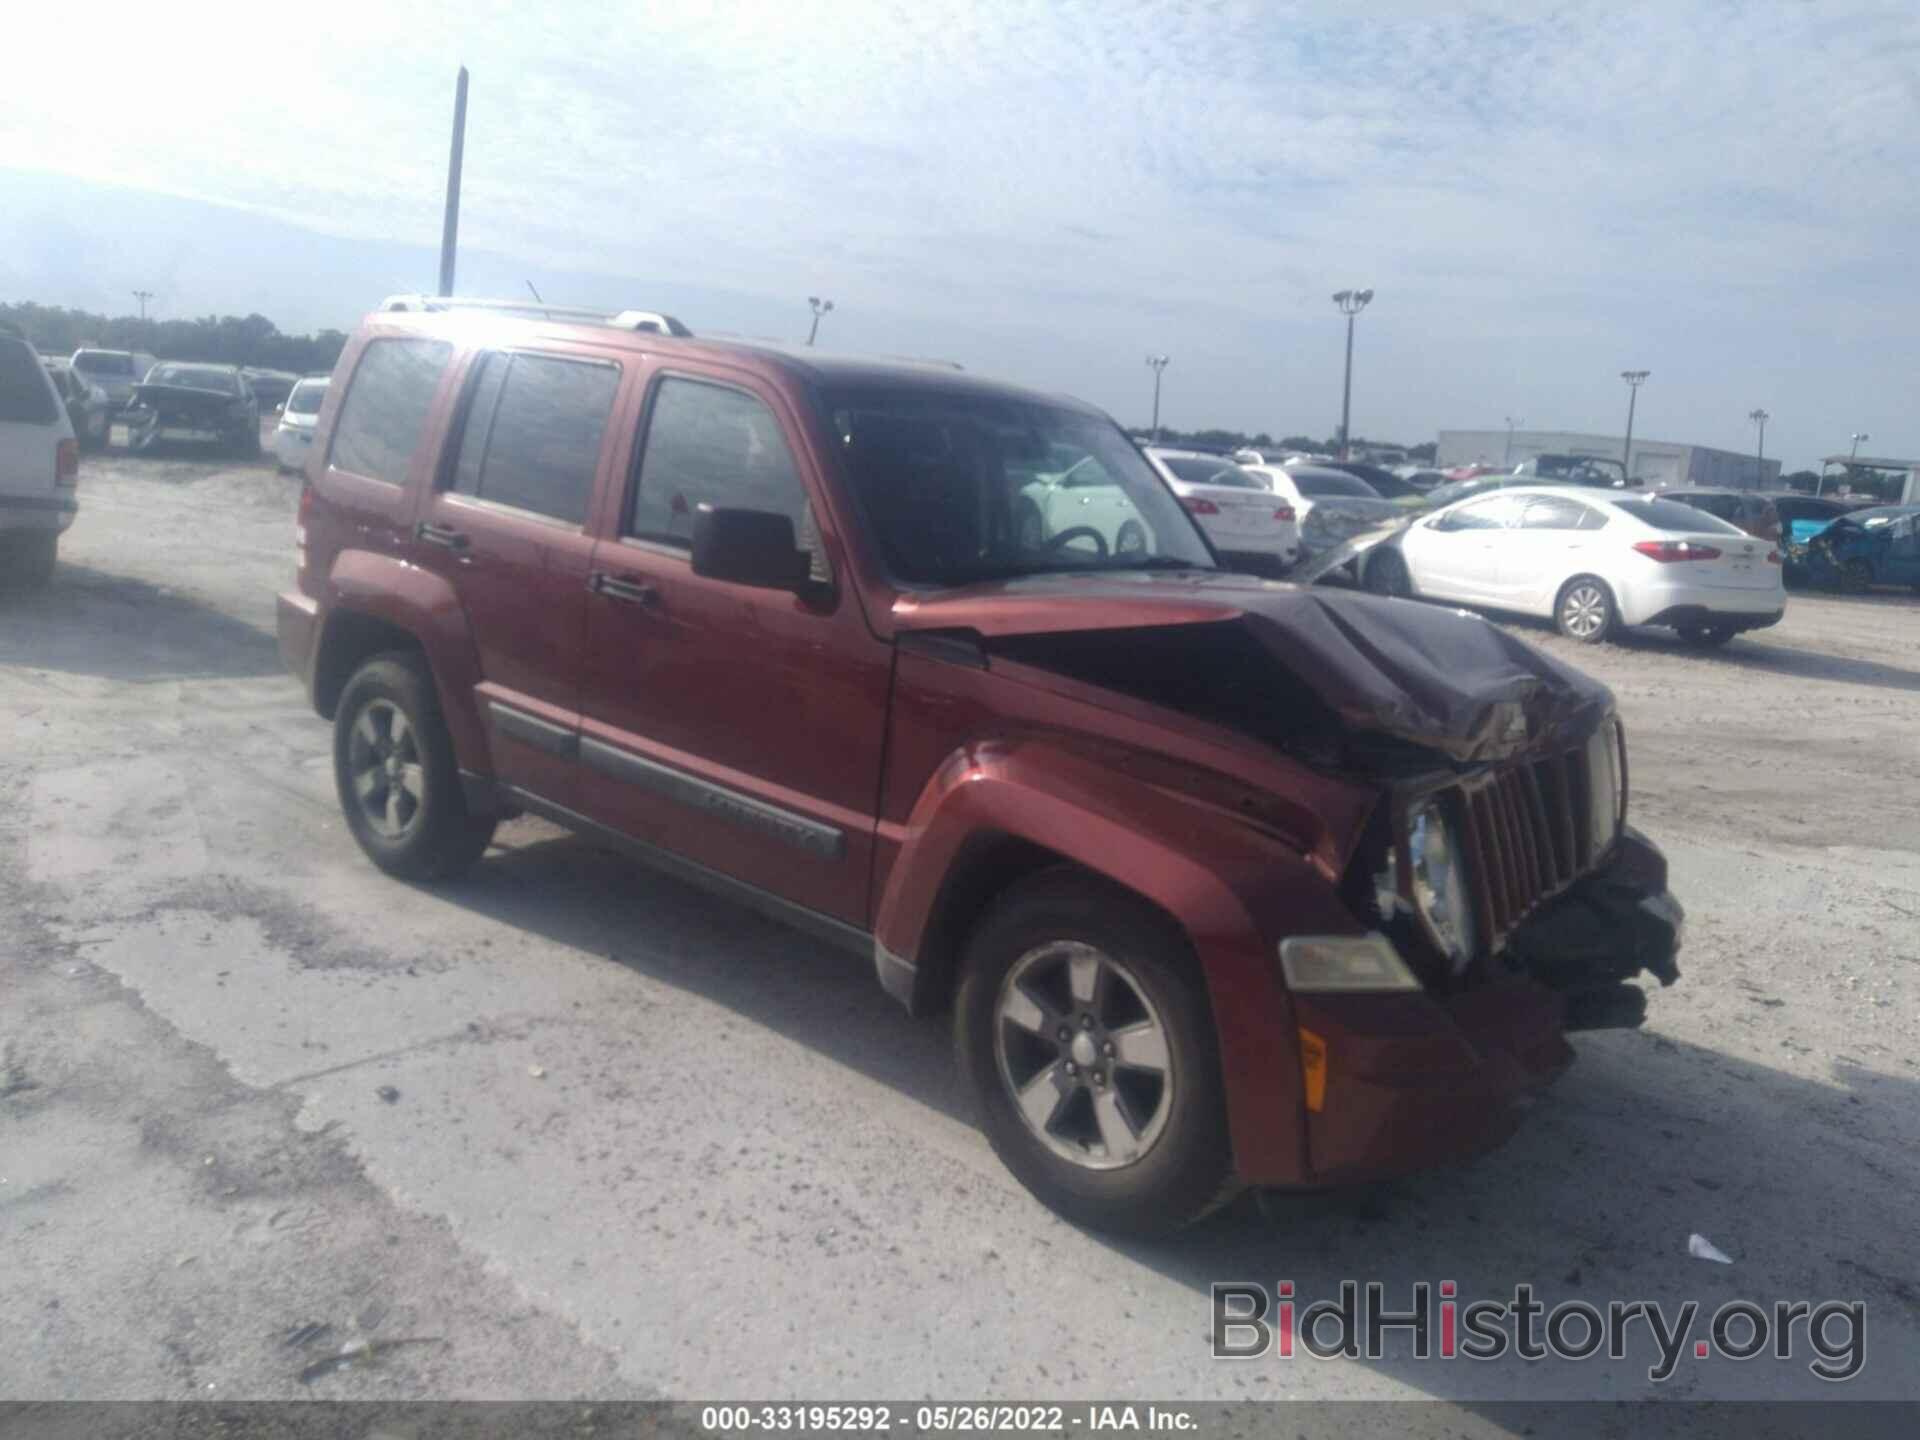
[[1460, 747, 1592, 946]]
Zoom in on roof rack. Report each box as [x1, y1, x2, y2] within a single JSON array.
[[377, 294, 693, 338]]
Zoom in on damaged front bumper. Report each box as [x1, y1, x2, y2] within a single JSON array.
[[1279, 826, 1681, 1187]]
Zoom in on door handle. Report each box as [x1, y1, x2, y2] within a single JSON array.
[[588, 571, 659, 607], [415, 521, 469, 551]]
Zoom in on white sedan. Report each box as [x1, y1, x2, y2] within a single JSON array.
[[271, 376, 329, 474], [1142, 447, 1300, 575], [1362, 486, 1786, 645], [1240, 461, 1403, 561]]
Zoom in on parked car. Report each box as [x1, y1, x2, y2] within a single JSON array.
[[1141, 446, 1300, 575], [1358, 488, 1784, 646], [1322, 460, 1428, 507], [272, 376, 330, 473], [1656, 488, 1781, 544], [279, 298, 1683, 1235], [125, 362, 260, 455], [242, 368, 300, 407], [1769, 493, 1875, 582], [1805, 505, 1920, 594], [1011, 447, 1168, 560], [69, 347, 158, 411], [1, 332, 79, 589], [1394, 466, 1450, 491], [42, 357, 111, 451], [1512, 454, 1638, 488], [1240, 462, 1403, 561]]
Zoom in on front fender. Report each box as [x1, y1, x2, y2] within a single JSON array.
[[321, 550, 493, 776], [875, 739, 1366, 1185]]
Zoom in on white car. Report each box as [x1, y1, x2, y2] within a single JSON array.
[[69, 347, 158, 412], [1365, 486, 1786, 646], [1142, 446, 1300, 575], [1240, 461, 1402, 560], [272, 376, 330, 473], [1, 332, 79, 589]]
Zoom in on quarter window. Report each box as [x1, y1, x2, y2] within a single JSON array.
[[448, 352, 619, 525], [328, 338, 452, 486], [628, 376, 807, 546]]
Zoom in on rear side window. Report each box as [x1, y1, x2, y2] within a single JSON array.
[[628, 376, 807, 546], [328, 338, 452, 486], [1520, 496, 1606, 531], [73, 351, 133, 377], [1614, 498, 1745, 535], [0, 339, 58, 424], [448, 352, 619, 525]]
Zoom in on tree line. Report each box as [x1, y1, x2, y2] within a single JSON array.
[[1, 301, 348, 375], [1129, 425, 1437, 461]]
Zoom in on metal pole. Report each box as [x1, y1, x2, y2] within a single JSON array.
[[132, 290, 154, 321], [1620, 370, 1648, 479], [1749, 409, 1768, 488], [438, 67, 469, 298], [1504, 416, 1520, 466], [806, 297, 833, 346], [1145, 355, 1169, 441]]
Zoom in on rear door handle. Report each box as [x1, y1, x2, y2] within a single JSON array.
[[415, 521, 469, 551], [588, 572, 659, 607]]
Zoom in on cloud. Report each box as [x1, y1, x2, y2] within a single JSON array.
[[3, 0, 1918, 464]]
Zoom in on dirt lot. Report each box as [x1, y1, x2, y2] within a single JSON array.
[[2, 448, 1917, 1411]]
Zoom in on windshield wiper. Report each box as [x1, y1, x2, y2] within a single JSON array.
[[1109, 556, 1210, 571]]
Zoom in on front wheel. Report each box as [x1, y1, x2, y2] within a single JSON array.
[[1115, 520, 1148, 558], [955, 871, 1234, 1236], [333, 652, 496, 881], [1555, 575, 1617, 643], [1365, 547, 1414, 597]]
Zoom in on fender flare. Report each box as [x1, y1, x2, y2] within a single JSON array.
[[318, 549, 493, 776]]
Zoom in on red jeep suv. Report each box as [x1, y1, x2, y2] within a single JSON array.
[[278, 296, 1682, 1235]]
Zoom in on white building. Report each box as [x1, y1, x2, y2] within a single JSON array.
[[1436, 429, 1781, 490]]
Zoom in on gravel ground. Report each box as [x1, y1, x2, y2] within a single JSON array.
[[2, 447, 1916, 1412]]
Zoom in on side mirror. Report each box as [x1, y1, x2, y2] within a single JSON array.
[[691, 505, 811, 590], [275, 404, 285, 415]]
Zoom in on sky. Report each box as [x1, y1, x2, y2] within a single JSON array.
[[4, 0, 1918, 470]]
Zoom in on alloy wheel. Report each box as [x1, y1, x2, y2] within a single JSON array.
[[993, 941, 1174, 1170], [346, 699, 427, 839], [1560, 583, 1609, 639]]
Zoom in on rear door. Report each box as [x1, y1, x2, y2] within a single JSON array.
[[1501, 494, 1607, 615], [577, 364, 889, 926], [411, 346, 627, 808], [0, 337, 72, 518]]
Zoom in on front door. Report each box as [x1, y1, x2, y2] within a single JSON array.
[[410, 346, 627, 807], [578, 365, 889, 927], [1405, 493, 1523, 604]]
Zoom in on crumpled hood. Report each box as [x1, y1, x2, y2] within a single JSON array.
[[893, 573, 1612, 763], [132, 382, 241, 421]]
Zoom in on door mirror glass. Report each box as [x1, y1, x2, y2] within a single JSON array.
[[691, 505, 812, 589]]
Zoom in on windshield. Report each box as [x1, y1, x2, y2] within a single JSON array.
[[284, 379, 327, 415], [1290, 468, 1383, 499], [73, 351, 134, 376], [1159, 455, 1265, 489], [1614, 498, 1745, 535], [821, 385, 1214, 586], [147, 363, 237, 393]]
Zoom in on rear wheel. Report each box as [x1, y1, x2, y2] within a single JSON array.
[[955, 871, 1234, 1236], [1115, 520, 1148, 558], [1677, 624, 1735, 648], [333, 652, 496, 881], [1, 534, 57, 591], [1555, 575, 1617, 643]]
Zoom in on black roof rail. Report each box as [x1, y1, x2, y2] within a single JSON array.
[[377, 294, 693, 337]]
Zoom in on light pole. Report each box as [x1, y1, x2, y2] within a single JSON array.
[[806, 296, 834, 346], [1504, 416, 1522, 466], [1620, 370, 1649, 479], [1145, 355, 1170, 440], [1331, 288, 1373, 460], [132, 290, 155, 322], [1748, 408, 1769, 488], [1849, 431, 1869, 462]]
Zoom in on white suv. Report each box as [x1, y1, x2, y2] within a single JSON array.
[[1, 334, 79, 589]]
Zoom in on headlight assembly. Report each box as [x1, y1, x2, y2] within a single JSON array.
[[1586, 717, 1624, 859], [1407, 797, 1477, 971]]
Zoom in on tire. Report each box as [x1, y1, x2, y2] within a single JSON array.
[[1016, 499, 1046, 550], [1, 534, 58, 592], [954, 869, 1235, 1237], [1115, 520, 1148, 558], [1676, 624, 1734, 648], [1555, 575, 1617, 643], [332, 651, 496, 881], [1365, 547, 1414, 597]]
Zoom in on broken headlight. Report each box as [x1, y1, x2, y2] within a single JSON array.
[[1586, 716, 1624, 859], [1408, 797, 1476, 971]]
